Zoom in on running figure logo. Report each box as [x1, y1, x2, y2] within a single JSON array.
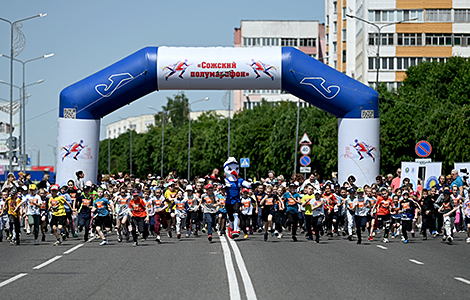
[[247, 59, 276, 80], [163, 59, 192, 80], [61, 140, 88, 161], [351, 139, 376, 162]]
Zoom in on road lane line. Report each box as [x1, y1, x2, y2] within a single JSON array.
[[227, 237, 258, 300], [376, 245, 387, 250], [32, 255, 62, 270], [63, 244, 84, 254], [454, 277, 470, 285], [0, 273, 28, 288], [220, 236, 241, 300], [409, 259, 424, 265]]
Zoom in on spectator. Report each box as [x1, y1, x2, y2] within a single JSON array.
[[390, 168, 401, 192]]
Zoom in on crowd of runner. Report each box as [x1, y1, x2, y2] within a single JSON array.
[[1, 167, 469, 246]]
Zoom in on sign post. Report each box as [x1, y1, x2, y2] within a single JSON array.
[[299, 133, 312, 176], [240, 158, 250, 179]]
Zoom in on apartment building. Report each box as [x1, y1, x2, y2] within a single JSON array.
[[325, 0, 470, 90], [233, 20, 326, 111]]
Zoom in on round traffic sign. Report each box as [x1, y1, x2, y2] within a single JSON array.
[[300, 145, 311, 155], [415, 140, 432, 158], [300, 155, 311, 167]]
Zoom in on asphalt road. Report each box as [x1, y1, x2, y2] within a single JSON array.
[[1, 229, 469, 300]]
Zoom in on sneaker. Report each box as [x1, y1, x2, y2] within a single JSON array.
[[132, 242, 138, 247], [202, 227, 206, 233], [73, 232, 79, 238], [99, 240, 108, 246], [292, 235, 298, 242], [186, 233, 190, 238], [466, 237, 470, 244], [306, 237, 313, 241], [348, 235, 353, 241], [41, 235, 46, 242], [249, 229, 253, 235], [177, 233, 181, 239], [401, 236, 405, 242], [432, 231, 439, 237], [442, 235, 447, 242], [368, 236, 373, 241], [403, 239, 409, 244], [53, 240, 62, 246], [274, 230, 279, 237], [244, 234, 248, 239], [277, 233, 283, 239], [34, 239, 39, 245], [264, 233, 268, 241], [447, 236, 453, 243], [357, 239, 361, 244], [155, 235, 161, 244], [208, 234, 212, 242], [257, 228, 263, 233], [117, 236, 122, 243], [141, 238, 146, 242], [167, 230, 172, 238], [26, 228, 31, 234], [383, 238, 389, 243], [411, 230, 415, 238], [423, 236, 428, 240], [232, 231, 239, 239], [315, 237, 320, 243]]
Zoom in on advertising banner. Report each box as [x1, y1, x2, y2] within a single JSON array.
[[424, 162, 442, 189], [401, 162, 419, 191], [157, 47, 281, 90], [0, 102, 20, 166], [338, 118, 380, 187], [56, 118, 100, 185]]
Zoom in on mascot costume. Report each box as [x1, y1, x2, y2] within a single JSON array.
[[224, 157, 253, 239]]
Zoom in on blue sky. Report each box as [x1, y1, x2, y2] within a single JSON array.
[[0, 0, 325, 168]]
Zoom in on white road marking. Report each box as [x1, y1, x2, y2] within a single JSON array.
[[63, 244, 84, 255], [32, 255, 62, 270], [409, 259, 424, 265], [454, 277, 470, 285], [220, 235, 241, 300], [0, 273, 28, 288], [376, 245, 388, 250], [227, 237, 258, 300]]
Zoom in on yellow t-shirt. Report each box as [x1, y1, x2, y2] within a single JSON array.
[[7, 197, 21, 218], [302, 194, 315, 216], [164, 189, 177, 212], [49, 196, 67, 217]]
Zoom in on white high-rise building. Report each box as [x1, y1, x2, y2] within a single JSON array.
[[325, 0, 470, 90]]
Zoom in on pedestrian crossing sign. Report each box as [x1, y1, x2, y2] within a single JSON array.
[[240, 158, 250, 168]]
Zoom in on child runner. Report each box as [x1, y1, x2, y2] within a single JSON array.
[[353, 188, 370, 244], [259, 185, 277, 241], [173, 190, 188, 239], [438, 189, 457, 244], [16, 184, 42, 245], [283, 184, 301, 241], [198, 184, 218, 242], [114, 187, 131, 242], [185, 185, 200, 237], [91, 188, 115, 246], [151, 188, 168, 243], [48, 185, 72, 246], [399, 191, 418, 244], [129, 189, 150, 246], [240, 188, 255, 239]]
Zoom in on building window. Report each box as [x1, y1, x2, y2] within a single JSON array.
[[327, 15, 330, 24], [333, 41, 337, 52], [381, 57, 387, 69], [342, 50, 346, 63], [299, 38, 316, 47], [455, 9, 470, 23], [368, 57, 374, 70], [425, 33, 452, 46], [281, 38, 297, 46], [342, 7, 346, 19], [397, 57, 402, 70], [342, 29, 346, 41], [333, 21, 337, 32], [333, 1, 337, 14], [426, 9, 451, 22], [397, 33, 422, 46], [369, 10, 374, 22], [326, 34, 329, 44], [398, 10, 423, 22], [369, 33, 377, 45], [389, 57, 394, 70]]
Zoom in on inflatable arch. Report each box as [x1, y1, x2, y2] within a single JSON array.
[[57, 47, 379, 186]]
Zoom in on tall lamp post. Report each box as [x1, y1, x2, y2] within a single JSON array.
[[346, 14, 417, 88], [0, 53, 54, 171], [118, 117, 135, 175], [47, 144, 56, 172], [148, 105, 179, 178], [0, 13, 47, 173], [294, 98, 300, 175], [187, 97, 209, 181], [0, 78, 45, 170]]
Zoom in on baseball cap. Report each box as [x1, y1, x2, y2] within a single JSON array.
[[186, 185, 193, 191], [349, 188, 356, 194], [443, 189, 451, 194], [50, 185, 59, 191], [29, 184, 37, 190], [132, 189, 140, 196], [85, 180, 93, 187], [357, 188, 364, 193], [314, 190, 321, 195], [242, 188, 249, 193], [206, 184, 213, 189]]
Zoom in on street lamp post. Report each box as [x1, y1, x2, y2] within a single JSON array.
[[346, 14, 417, 89], [0, 53, 54, 171], [0, 13, 47, 173], [187, 97, 209, 181], [47, 144, 56, 172], [294, 98, 300, 175], [148, 105, 179, 178]]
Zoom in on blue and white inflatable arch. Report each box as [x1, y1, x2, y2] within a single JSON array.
[[58, 47, 379, 186]]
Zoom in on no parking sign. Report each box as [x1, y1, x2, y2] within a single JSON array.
[[415, 141, 432, 158]]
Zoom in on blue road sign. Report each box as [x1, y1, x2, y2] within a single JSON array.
[[300, 155, 311, 167], [240, 158, 250, 168], [415, 141, 432, 158]]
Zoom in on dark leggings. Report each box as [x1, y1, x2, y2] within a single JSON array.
[[30, 215, 41, 239], [131, 217, 145, 242], [421, 216, 435, 237], [240, 214, 252, 234], [286, 212, 299, 236], [9, 215, 20, 244]]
